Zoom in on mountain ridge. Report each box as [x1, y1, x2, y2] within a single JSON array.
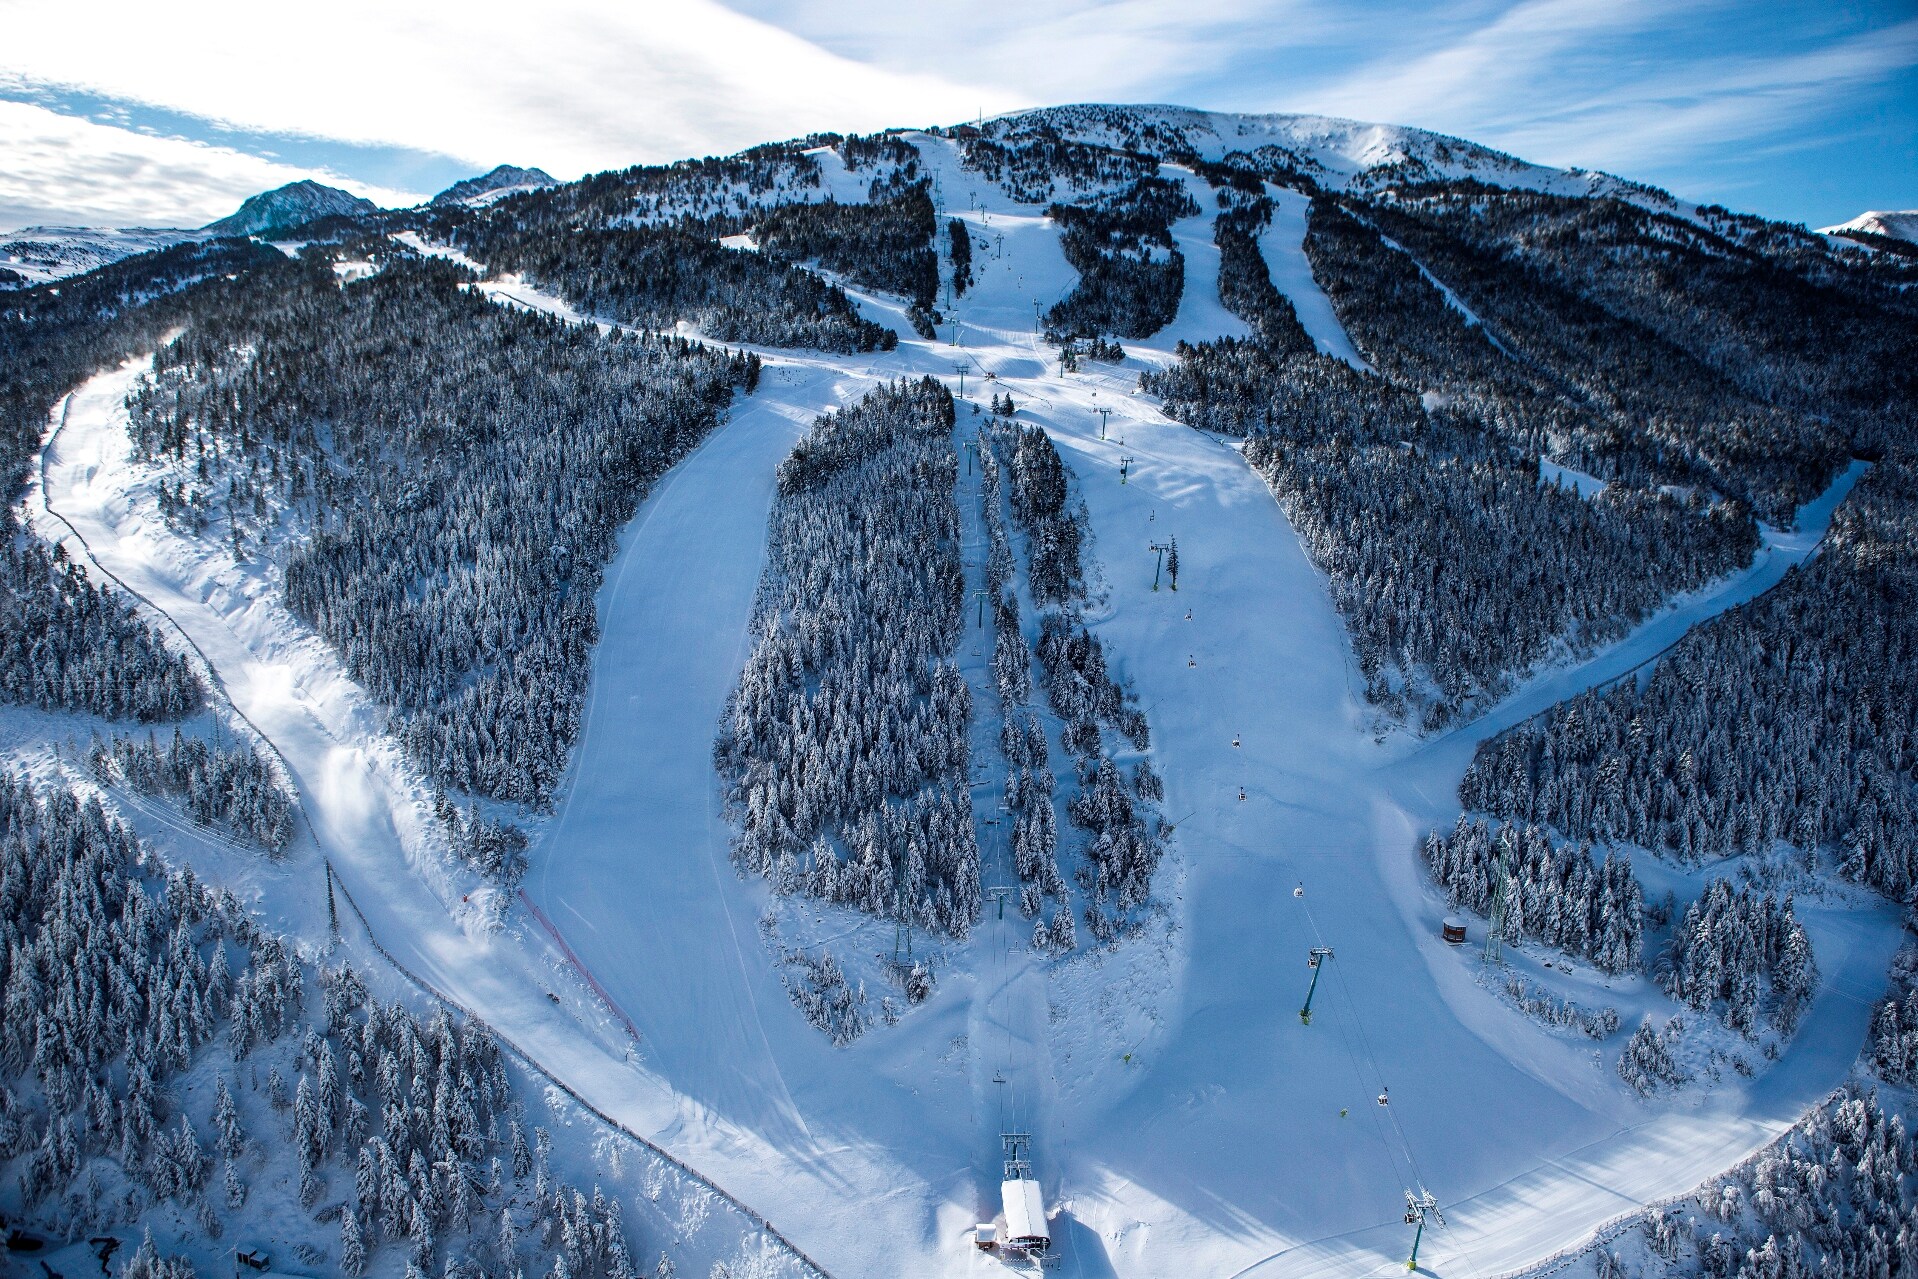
[[201, 178, 379, 237], [431, 164, 558, 208]]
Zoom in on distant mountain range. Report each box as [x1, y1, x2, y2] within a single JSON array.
[[3, 111, 1906, 291], [3, 167, 549, 287]]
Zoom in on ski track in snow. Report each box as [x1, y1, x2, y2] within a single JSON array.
[[1260, 185, 1374, 372], [32, 132, 1901, 1279]]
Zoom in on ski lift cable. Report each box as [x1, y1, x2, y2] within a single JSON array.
[[1306, 898, 1422, 1193], [1299, 889, 1493, 1279], [1293, 889, 1417, 1194]]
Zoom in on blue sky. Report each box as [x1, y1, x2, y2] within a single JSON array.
[[1, 0, 1911, 232]]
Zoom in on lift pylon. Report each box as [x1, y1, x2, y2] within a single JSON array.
[[1404, 1188, 1443, 1271], [1300, 947, 1335, 1024]]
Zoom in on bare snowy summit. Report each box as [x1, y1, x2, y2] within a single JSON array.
[[978, 103, 1680, 207], [1820, 209, 1918, 245]]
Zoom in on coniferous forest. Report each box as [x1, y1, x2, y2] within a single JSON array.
[[126, 252, 758, 814], [716, 379, 980, 937]]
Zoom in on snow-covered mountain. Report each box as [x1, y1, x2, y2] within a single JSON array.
[[431, 164, 557, 208], [0, 224, 197, 287], [988, 103, 1682, 206], [1, 180, 382, 287], [201, 178, 379, 237], [0, 100, 1913, 1279], [1820, 208, 1918, 244]]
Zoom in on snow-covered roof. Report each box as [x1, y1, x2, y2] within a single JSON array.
[[1003, 1177, 1050, 1246]]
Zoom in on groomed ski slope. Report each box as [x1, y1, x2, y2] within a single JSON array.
[[521, 132, 1900, 1278], [35, 129, 1903, 1279]]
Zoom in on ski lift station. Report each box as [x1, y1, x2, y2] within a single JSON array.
[[978, 1131, 1050, 1256], [1004, 1173, 1050, 1252]]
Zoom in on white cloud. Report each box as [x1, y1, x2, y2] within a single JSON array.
[[1489, 16, 1918, 169], [0, 99, 420, 232], [0, 0, 1009, 180], [724, 0, 1327, 108], [1299, 1, 1918, 175]]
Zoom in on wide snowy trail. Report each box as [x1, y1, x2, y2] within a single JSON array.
[[33, 356, 926, 1279], [528, 368, 815, 1138], [436, 147, 1896, 1275]]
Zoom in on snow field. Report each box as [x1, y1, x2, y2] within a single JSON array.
[[1258, 185, 1374, 372]]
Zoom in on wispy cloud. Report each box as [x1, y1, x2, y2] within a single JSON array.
[[1488, 16, 1918, 171], [1303, 1, 1918, 177], [0, 99, 417, 231], [0, 0, 1909, 229], [725, 0, 1328, 108], [0, 0, 1004, 179]]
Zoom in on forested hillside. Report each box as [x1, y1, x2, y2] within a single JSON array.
[[0, 241, 295, 725], [0, 773, 644, 1276], [1460, 459, 1918, 898], [126, 250, 758, 821], [715, 379, 979, 939], [1145, 185, 1757, 728], [3, 100, 1915, 1279]]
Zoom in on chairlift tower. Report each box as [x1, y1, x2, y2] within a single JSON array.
[[1403, 1188, 1443, 1271], [1149, 542, 1171, 591], [1482, 842, 1512, 969], [1096, 406, 1112, 440], [1300, 947, 1334, 1024], [1002, 1130, 1034, 1181]]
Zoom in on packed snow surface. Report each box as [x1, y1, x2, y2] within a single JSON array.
[[31, 128, 1899, 1279], [1259, 185, 1373, 371]]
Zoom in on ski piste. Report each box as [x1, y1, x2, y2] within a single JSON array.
[[25, 127, 1902, 1279]]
